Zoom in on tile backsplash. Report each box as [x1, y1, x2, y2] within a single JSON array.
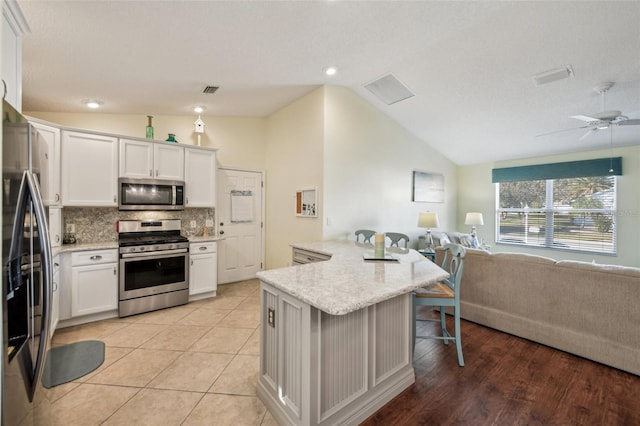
[[63, 207, 215, 244]]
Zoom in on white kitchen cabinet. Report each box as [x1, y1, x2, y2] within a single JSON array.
[[51, 255, 60, 332], [119, 138, 184, 181], [2, 0, 28, 111], [189, 241, 217, 297], [49, 207, 62, 248], [185, 147, 217, 207], [61, 131, 118, 207], [70, 249, 118, 317], [33, 122, 61, 206]]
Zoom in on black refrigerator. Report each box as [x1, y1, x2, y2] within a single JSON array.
[[2, 100, 54, 424]]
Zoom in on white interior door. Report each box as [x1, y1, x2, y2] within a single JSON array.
[[217, 168, 264, 284]]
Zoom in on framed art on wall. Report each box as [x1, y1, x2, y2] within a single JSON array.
[[412, 171, 444, 203]]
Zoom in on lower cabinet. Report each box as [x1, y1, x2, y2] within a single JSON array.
[[70, 249, 118, 317], [189, 242, 218, 297]]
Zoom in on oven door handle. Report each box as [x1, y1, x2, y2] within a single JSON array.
[[121, 248, 188, 259]]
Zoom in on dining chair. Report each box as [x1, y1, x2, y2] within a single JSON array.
[[354, 229, 376, 244], [385, 232, 410, 248], [412, 243, 466, 366]]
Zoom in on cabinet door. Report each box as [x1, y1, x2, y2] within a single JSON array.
[[185, 148, 216, 207], [61, 131, 118, 206], [49, 207, 62, 248], [32, 122, 61, 206], [189, 244, 217, 295], [2, 1, 27, 111], [51, 256, 61, 332], [154, 143, 184, 180], [71, 262, 118, 317], [119, 138, 154, 178]]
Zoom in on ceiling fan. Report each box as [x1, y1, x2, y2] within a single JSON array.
[[537, 82, 640, 140]]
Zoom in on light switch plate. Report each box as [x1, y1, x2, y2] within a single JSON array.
[[205, 219, 213, 227], [190, 220, 197, 228]]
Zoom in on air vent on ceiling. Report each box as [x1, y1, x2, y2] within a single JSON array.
[[203, 85, 219, 94], [364, 73, 415, 105]]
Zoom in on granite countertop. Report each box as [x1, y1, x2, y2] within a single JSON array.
[[256, 240, 449, 316], [55, 241, 119, 254], [188, 235, 225, 243]]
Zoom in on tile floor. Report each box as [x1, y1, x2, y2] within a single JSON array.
[[46, 279, 278, 426]]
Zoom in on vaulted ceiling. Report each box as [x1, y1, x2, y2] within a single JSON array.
[[18, 0, 640, 165]]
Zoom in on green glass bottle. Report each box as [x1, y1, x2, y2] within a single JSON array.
[[146, 115, 154, 139]]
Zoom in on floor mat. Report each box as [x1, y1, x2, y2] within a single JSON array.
[[41, 340, 105, 388]]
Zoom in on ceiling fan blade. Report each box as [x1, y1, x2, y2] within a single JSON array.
[[535, 125, 590, 138], [618, 119, 640, 126], [579, 128, 598, 141], [571, 114, 598, 122]]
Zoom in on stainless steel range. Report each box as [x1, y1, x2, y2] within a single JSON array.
[[118, 219, 189, 317]]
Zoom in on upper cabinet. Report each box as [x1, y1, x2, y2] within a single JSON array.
[[119, 138, 184, 181], [32, 122, 61, 206], [185, 147, 216, 207], [2, 0, 29, 111], [61, 131, 118, 207]]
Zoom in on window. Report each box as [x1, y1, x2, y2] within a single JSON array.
[[496, 176, 617, 254]]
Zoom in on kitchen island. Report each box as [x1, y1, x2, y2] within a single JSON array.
[[256, 240, 448, 426]]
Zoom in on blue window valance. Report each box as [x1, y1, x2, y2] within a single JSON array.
[[492, 157, 622, 183]]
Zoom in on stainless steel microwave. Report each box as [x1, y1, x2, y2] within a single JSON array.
[[119, 178, 185, 211]]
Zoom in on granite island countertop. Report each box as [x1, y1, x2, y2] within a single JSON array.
[[256, 240, 449, 316]]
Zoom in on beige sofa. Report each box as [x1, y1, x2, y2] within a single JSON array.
[[435, 247, 640, 376]]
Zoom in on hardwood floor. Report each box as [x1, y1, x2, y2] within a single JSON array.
[[361, 307, 640, 425]]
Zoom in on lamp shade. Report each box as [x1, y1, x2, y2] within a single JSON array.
[[418, 212, 439, 228], [465, 212, 484, 226]]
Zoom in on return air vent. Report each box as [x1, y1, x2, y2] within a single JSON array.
[[203, 85, 219, 94], [364, 73, 415, 105]]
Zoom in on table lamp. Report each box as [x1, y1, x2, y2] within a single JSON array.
[[465, 212, 484, 248], [418, 212, 439, 251]]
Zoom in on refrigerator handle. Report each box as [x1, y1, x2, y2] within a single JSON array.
[[25, 170, 53, 400]]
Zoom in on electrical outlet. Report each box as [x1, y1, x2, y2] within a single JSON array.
[[66, 223, 75, 233], [205, 219, 213, 227], [268, 308, 275, 328], [190, 220, 197, 228]]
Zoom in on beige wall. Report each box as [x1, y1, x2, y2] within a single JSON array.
[[322, 86, 458, 243], [457, 145, 640, 267], [264, 88, 325, 269]]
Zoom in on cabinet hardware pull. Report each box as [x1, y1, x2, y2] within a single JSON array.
[[55, 193, 60, 202], [191, 259, 193, 266], [199, 246, 207, 251], [113, 267, 117, 275], [56, 235, 60, 243], [219, 230, 224, 235], [53, 282, 58, 292], [90, 255, 103, 261], [54, 262, 59, 267], [150, 169, 153, 177], [220, 222, 224, 226], [45, 153, 48, 159], [113, 196, 117, 202]]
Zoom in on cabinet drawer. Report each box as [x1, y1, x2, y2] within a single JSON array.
[[292, 248, 331, 264], [71, 249, 118, 266], [190, 242, 217, 254]]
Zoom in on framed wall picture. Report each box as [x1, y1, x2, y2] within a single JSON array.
[[412, 171, 444, 203]]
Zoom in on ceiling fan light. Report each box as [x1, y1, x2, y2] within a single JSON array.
[[596, 122, 610, 130]]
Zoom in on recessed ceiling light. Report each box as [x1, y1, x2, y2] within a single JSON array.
[[324, 66, 337, 76], [194, 106, 205, 113], [82, 99, 103, 109]]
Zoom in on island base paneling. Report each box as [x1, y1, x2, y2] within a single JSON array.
[[257, 281, 415, 425]]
